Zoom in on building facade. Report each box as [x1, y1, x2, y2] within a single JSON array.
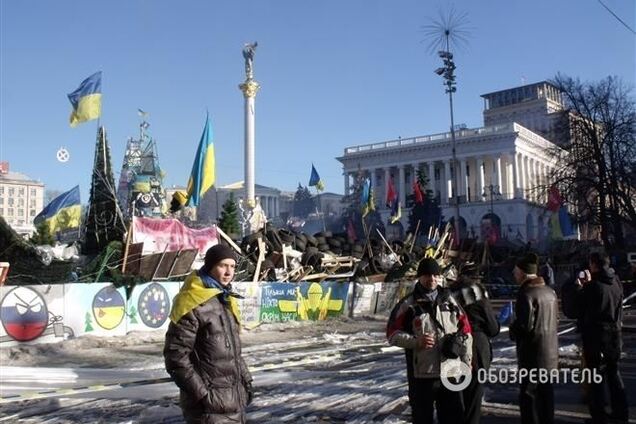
[[198, 181, 282, 225], [0, 162, 45, 237], [337, 81, 568, 246]]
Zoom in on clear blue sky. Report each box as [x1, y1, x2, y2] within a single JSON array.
[[1, 0, 634, 201]]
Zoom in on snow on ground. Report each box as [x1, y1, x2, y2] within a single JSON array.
[[2, 314, 635, 423]]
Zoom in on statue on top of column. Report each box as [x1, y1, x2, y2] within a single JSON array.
[[242, 42, 258, 80]]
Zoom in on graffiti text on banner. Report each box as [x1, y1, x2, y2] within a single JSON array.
[[260, 283, 298, 323], [259, 281, 350, 323]]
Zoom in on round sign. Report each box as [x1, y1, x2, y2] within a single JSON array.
[[138, 283, 170, 328], [0, 287, 49, 341], [56, 148, 70, 163]]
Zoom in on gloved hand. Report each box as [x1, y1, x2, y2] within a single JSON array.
[[245, 382, 254, 406]]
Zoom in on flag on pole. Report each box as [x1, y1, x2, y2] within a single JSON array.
[[34, 186, 81, 235], [389, 193, 401, 224], [386, 176, 396, 208], [68, 72, 102, 127], [186, 114, 216, 207], [413, 180, 425, 205], [308, 164, 325, 191], [361, 178, 375, 217], [547, 185, 562, 212]]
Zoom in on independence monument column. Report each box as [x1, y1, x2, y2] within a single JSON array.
[[239, 42, 260, 209]]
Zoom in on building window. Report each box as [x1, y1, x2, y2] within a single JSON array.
[[0, 197, 3, 205], [18, 187, 24, 196], [8, 187, 15, 196], [18, 198, 24, 207], [30, 209, 36, 216], [8, 208, 14, 216], [0, 187, 3, 194], [8, 198, 14, 206], [18, 220, 24, 226], [17, 208, 24, 217], [30, 188, 36, 197], [30, 199, 36, 207]]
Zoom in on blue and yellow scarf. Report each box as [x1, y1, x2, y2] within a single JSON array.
[[169, 270, 241, 324]]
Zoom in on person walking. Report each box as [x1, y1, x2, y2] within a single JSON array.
[[164, 244, 253, 424], [387, 258, 473, 424], [510, 253, 559, 424]]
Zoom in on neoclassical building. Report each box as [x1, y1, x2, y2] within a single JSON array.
[[337, 81, 568, 245]]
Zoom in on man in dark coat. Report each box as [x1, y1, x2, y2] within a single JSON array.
[[164, 244, 253, 424], [510, 253, 559, 424], [387, 258, 473, 424], [451, 268, 500, 424], [561, 252, 628, 424]]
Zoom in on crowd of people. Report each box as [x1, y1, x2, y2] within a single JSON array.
[[387, 251, 628, 424], [161, 244, 628, 424]]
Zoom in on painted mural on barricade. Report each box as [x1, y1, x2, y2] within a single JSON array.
[[64, 283, 128, 337], [0, 285, 71, 344], [0, 281, 182, 345], [127, 282, 181, 331], [0, 280, 355, 345], [259, 281, 350, 323]]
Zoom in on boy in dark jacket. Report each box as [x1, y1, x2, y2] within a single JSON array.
[[510, 253, 559, 424], [164, 245, 253, 424], [561, 252, 627, 424]]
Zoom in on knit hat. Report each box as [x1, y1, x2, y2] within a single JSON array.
[[417, 258, 441, 277], [204, 244, 236, 271], [516, 253, 539, 275]]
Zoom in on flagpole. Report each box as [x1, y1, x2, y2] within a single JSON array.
[[314, 187, 326, 232]]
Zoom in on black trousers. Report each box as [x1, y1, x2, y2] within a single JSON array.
[[519, 378, 554, 424], [408, 378, 464, 424], [462, 371, 483, 424], [584, 346, 628, 423]]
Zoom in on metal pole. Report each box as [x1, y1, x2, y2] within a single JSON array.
[[448, 85, 460, 247], [445, 34, 461, 247]]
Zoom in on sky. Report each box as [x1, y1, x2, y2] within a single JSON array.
[[1, 0, 634, 202]]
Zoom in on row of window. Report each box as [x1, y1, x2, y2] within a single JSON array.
[[0, 197, 37, 207], [0, 186, 38, 197], [0, 208, 36, 217]]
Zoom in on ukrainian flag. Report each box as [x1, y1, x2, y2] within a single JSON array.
[[67, 72, 102, 127], [308, 164, 325, 191], [34, 186, 82, 235], [186, 114, 215, 207]]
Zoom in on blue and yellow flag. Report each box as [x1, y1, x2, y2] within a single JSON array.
[[308, 164, 325, 191], [361, 178, 375, 217], [34, 186, 81, 235], [186, 114, 215, 207], [67, 72, 102, 127]]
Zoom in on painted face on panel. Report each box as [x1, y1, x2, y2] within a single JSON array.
[[1, 287, 49, 341], [92, 287, 125, 330]]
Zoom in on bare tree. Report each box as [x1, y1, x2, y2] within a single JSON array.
[[548, 74, 636, 248]]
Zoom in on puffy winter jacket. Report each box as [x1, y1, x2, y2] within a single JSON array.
[[387, 284, 473, 379], [510, 277, 559, 371], [164, 272, 252, 424]]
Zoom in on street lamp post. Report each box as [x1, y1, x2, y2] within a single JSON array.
[[435, 45, 461, 247]]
